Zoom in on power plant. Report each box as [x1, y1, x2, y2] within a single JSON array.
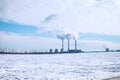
[[1, 31, 119, 54], [0, 32, 82, 54], [58, 33, 81, 53]]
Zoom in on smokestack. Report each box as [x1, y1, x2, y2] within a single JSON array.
[[66, 33, 72, 52], [56, 31, 65, 52], [75, 40, 77, 52], [75, 40, 76, 50], [68, 39, 70, 51], [61, 39, 64, 52], [72, 32, 79, 52]]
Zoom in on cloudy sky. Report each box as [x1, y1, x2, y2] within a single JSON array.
[[0, 0, 120, 51]]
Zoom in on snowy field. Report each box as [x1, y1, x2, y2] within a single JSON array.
[[0, 52, 120, 80]]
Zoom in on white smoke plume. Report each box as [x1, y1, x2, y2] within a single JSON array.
[[56, 29, 79, 41], [65, 33, 72, 40], [72, 32, 79, 41], [55, 29, 79, 51], [56, 30, 66, 40]]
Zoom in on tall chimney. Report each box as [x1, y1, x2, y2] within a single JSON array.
[[68, 39, 70, 51], [66, 33, 71, 52], [75, 40, 77, 52], [62, 39, 64, 51]]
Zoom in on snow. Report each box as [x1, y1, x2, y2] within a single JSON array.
[[0, 52, 120, 80]]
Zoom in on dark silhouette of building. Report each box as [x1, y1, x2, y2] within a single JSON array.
[[50, 49, 52, 53], [106, 48, 109, 52], [55, 49, 58, 53]]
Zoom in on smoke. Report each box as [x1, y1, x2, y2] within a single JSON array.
[[72, 32, 79, 41], [56, 30, 66, 40], [56, 30, 79, 51], [56, 29, 79, 41], [65, 33, 72, 40], [103, 44, 107, 49]]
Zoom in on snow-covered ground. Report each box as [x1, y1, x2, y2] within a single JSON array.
[[0, 52, 120, 80]]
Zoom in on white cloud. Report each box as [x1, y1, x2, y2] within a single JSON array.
[[0, 31, 61, 51], [0, 31, 120, 51], [0, 0, 120, 35]]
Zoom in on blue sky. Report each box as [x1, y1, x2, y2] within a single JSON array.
[[0, 0, 120, 51], [0, 21, 37, 35], [0, 21, 53, 37], [0, 21, 120, 43]]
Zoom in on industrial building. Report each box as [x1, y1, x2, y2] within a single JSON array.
[[54, 36, 82, 53]]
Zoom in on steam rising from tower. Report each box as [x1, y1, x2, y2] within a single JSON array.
[[65, 33, 72, 51], [73, 33, 79, 52], [56, 31, 66, 52], [56, 30, 79, 52]]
